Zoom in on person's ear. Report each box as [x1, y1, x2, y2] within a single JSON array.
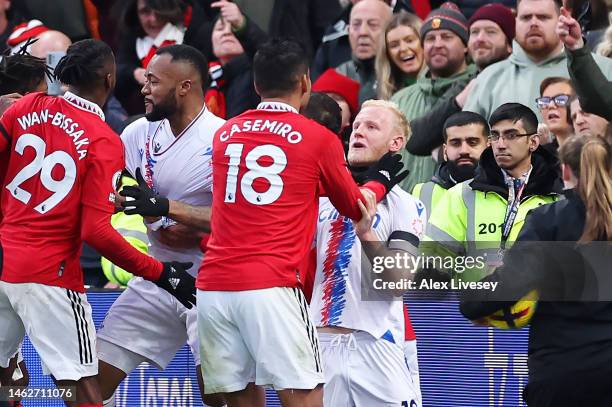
[[561, 162, 572, 183], [301, 73, 311, 96], [528, 133, 540, 152], [442, 143, 449, 161], [105, 73, 112, 91], [389, 131, 405, 152], [299, 73, 312, 110], [179, 79, 192, 96]]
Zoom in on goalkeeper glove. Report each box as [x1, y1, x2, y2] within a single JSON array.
[[156, 262, 196, 309], [120, 168, 169, 217], [361, 152, 409, 193]]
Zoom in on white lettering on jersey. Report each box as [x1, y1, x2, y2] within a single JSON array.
[[218, 120, 303, 144], [17, 110, 89, 160]]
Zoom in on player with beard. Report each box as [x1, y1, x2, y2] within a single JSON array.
[[96, 44, 226, 407], [0, 39, 195, 407], [412, 111, 489, 219]]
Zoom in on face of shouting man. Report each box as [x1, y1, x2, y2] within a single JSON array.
[[348, 102, 406, 168]]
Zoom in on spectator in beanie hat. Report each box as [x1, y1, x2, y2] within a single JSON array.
[[392, 2, 476, 192], [402, 2, 516, 157], [468, 3, 514, 69], [464, 0, 612, 121]]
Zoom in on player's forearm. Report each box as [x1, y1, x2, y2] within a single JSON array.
[[81, 206, 163, 281], [167, 200, 211, 232], [359, 232, 418, 296]]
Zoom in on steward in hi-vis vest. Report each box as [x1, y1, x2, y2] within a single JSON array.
[[425, 103, 563, 281], [412, 111, 490, 220]]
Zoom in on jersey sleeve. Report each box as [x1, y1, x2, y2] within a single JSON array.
[[317, 134, 385, 221], [394, 195, 427, 240], [80, 133, 163, 280], [81, 135, 124, 213]]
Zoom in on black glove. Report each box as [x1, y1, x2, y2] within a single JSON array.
[[361, 152, 409, 193], [156, 262, 196, 309], [120, 168, 169, 216]]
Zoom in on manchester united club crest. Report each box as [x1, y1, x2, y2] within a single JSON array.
[[432, 18, 441, 29]]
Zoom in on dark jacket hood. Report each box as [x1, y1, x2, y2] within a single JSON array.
[[431, 161, 457, 189], [469, 146, 563, 199]]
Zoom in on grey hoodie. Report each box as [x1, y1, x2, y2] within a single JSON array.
[[464, 40, 612, 120]]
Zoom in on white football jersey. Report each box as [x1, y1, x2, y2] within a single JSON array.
[[310, 186, 426, 344], [121, 106, 225, 275]]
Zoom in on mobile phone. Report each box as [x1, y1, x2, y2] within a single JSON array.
[[46, 51, 66, 96]]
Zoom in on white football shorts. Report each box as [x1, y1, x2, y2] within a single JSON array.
[[319, 331, 420, 406], [0, 281, 97, 380], [97, 277, 198, 373], [197, 286, 324, 394]]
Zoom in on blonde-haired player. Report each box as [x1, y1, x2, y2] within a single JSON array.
[[310, 100, 425, 406]]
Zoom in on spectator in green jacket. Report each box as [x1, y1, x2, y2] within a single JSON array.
[[392, 2, 476, 192], [464, 0, 612, 121]]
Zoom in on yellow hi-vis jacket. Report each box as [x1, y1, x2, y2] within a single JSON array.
[[423, 147, 562, 281], [412, 162, 460, 221], [101, 176, 149, 286]]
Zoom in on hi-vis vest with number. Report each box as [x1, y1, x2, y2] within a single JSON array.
[[412, 181, 446, 221], [425, 181, 559, 280]]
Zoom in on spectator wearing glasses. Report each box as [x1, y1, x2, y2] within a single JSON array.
[[537, 77, 574, 148], [427, 103, 562, 281], [569, 95, 609, 138]]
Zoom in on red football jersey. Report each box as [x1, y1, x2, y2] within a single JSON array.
[[0, 92, 161, 291], [197, 102, 385, 291]]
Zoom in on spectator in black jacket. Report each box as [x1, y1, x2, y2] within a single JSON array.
[[200, 0, 342, 60], [115, 0, 209, 115], [336, 0, 392, 105], [460, 135, 612, 407], [406, 3, 514, 156], [558, 5, 612, 121], [311, 4, 352, 81], [205, 0, 267, 118]]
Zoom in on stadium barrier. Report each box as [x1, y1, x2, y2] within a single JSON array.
[[19, 291, 528, 406]]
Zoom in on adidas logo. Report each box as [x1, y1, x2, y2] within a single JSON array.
[[379, 170, 391, 181], [169, 278, 180, 290], [150, 197, 157, 204]]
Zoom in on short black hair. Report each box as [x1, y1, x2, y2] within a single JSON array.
[[254, 38, 309, 98], [443, 111, 490, 141], [0, 45, 52, 94], [303, 92, 342, 135], [155, 44, 209, 89], [55, 39, 114, 89], [489, 103, 539, 134]]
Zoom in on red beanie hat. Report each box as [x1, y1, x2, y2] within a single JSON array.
[[312, 69, 360, 118], [468, 4, 515, 43], [7, 20, 49, 54]]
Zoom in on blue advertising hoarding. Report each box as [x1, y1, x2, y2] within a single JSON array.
[[18, 291, 529, 406]]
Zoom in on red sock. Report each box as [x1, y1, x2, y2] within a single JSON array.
[[77, 404, 103, 407]]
